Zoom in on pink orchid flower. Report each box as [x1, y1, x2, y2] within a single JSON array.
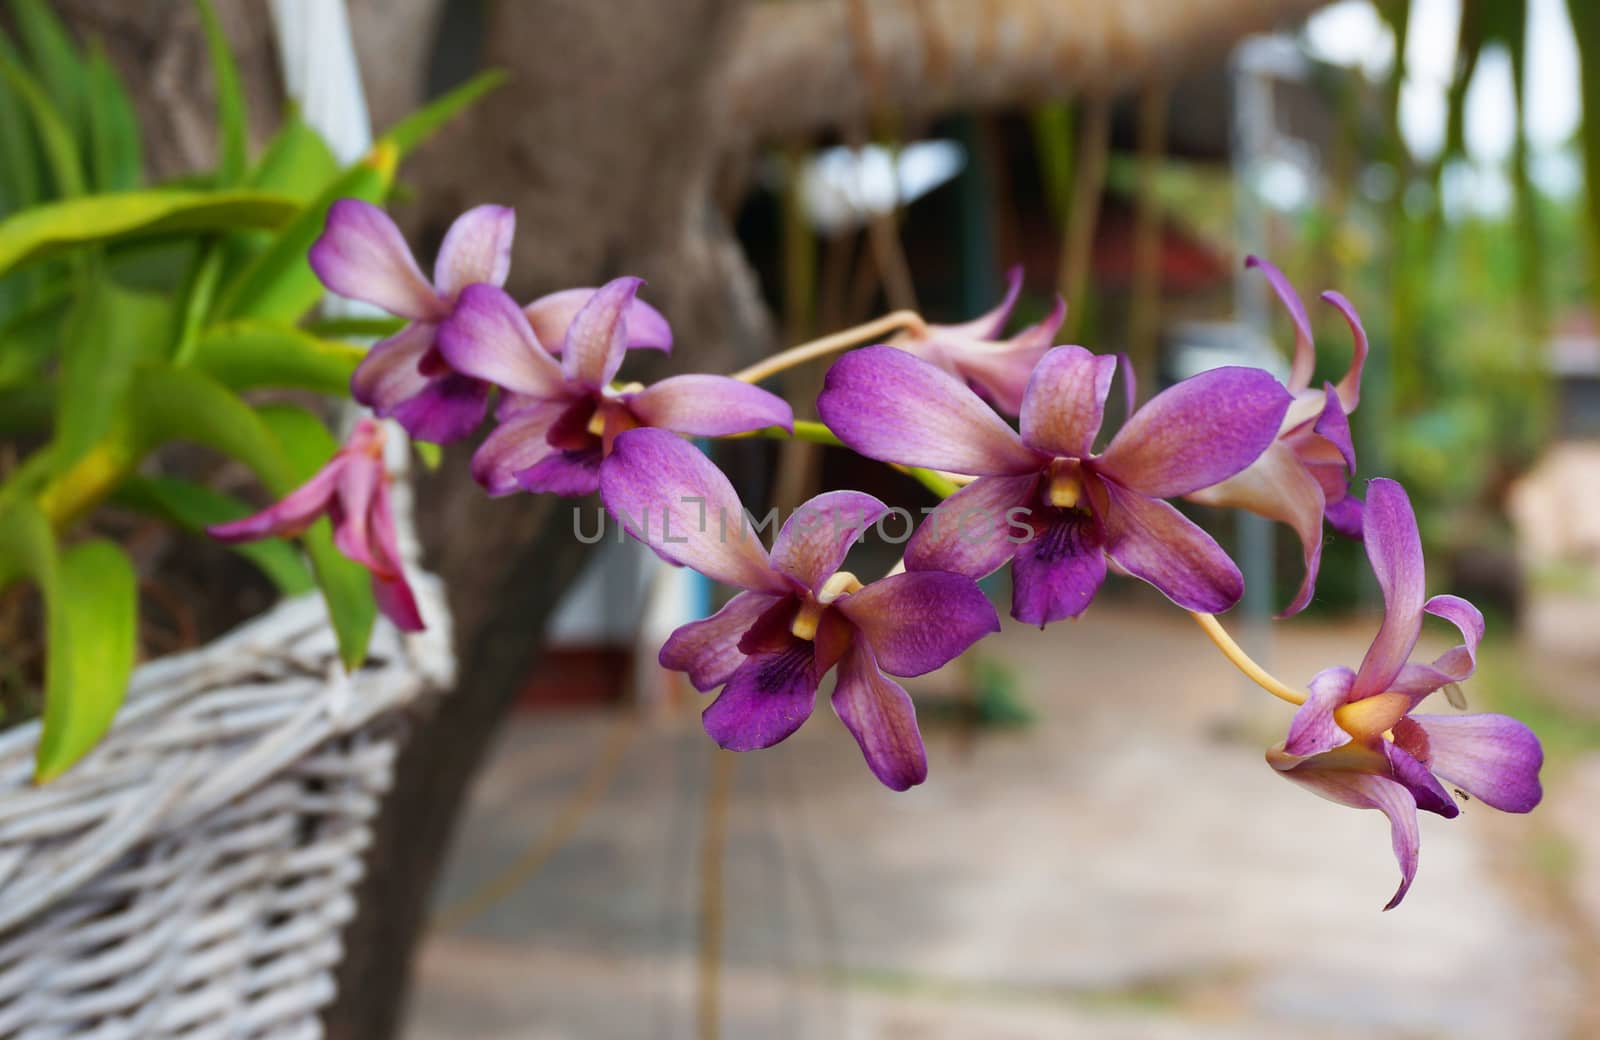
[[1267, 479, 1541, 909], [1188, 256, 1368, 615], [310, 199, 671, 443], [208, 419, 423, 632], [892, 267, 1065, 416], [600, 428, 999, 790], [435, 279, 793, 497]]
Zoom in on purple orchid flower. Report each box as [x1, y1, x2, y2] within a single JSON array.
[[1267, 479, 1542, 910], [892, 267, 1065, 415], [436, 280, 793, 497], [1189, 256, 1369, 616], [309, 199, 673, 443], [208, 418, 424, 632], [817, 345, 1291, 626], [599, 428, 999, 790]]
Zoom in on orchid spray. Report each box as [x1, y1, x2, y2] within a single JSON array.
[[214, 199, 1542, 909]]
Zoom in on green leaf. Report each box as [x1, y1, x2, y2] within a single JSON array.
[[7, 0, 86, 149], [250, 111, 339, 203], [189, 319, 364, 395], [0, 280, 69, 388], [214, 149, 396, 322], [257, 406, 376, 670], [194, 0, 247, 185], [0, 499, 137, 782], [382, 69, 507, 155], [35, 539, 136, 781], [115, 475, 313, 595], [413, 440, 442, 470], [303, 315, 406, 339], [84, 44, 142, 192], [124, 364, 294, 491], [0, 32, 42, 213], [0, 49, 84, 199], [53, 274, 170, 467], [0, 189, 301, 275]]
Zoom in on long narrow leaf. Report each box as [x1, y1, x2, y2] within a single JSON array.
[[84, 44, 142, 192], [382, 69, 507, 155], [190, 320, 364, 395], [194, 0, 248, 184], [0, 51, 83, 199], [7, 0, 86, 148]]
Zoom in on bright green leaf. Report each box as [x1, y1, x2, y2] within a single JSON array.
[[0, 32, 42, 214], [250, 111, 339, 203], [413, 440, 442, 470], [7, 0, 86, 150], [115, 475, 313, 595], [0, 190, 301, 275], [35, 539, 137, 781], [214, 149, 395, 322], [53, 274, 170, 467], [194, 0, 247, 185], [303, 315, 406, 339], [190, 319, 364, 395], [124, 364, 293, 491]]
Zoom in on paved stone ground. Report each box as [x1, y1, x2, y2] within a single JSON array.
[[404, 598, 1591, 1039]]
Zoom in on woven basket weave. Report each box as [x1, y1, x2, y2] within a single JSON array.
[[0, 559, 452, 1038]]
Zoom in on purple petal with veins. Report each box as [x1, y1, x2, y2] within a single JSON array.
[[1351, 479, 1428, 700], [1395, 714, 1543, 813], [524, 288, 673, 354], [839, 571, 999, 676], [1321, 290, 1369, 411], [1098, 367, 1290, 498], [351, 322, 436, 415], [562, 277, 643, 389], [1010, 510, 1107, 626], [1018, 345, 1116, 458], [819, 346, 1043, 476], [904, 473, 1038, 579], [702, 638, 823, 751], [769, 491, 887, 594], [310, 199, 442, 321], [388, 371, 491, 444], [831, 642, 928, 791], [625, 375, 794, 437], [1099, 481, 1243, 613], [660, 591, 783, 692], [470, 401, 565, 495], [1247, 255, 1315, 392], [438, 284, 567, 398], [432, 204, 515, 298]]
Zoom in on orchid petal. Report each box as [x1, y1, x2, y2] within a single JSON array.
[[207, 461, 343, 542], [470, 401, 564, 496], [1247, 255, 1314, 392], [524, 288, 673, 354], [1018, 345, 1116, 458], [388, 372, 490, 444], [1422, 594, 1484, 683], [351, 323, 436, 415], [838, 571, 999, 676], [1010, 510, 1107, 625], [768, 491, 888, 594], [937, 265, 1023, 340], [309, 199, 441, 321], [1098, 367, 1290, 498], [373, 573, 425, 632], [1267, 758, 1420, 911], [433, 204, 515, 298], [1321, 290, 1368, 411], [515, 446, 603, 497], [1385, 742, 1461, 819], [818, 346, 1042, 476], [1100, 482, 1243, 613], [660, 591, 784, 691], [1351, 479, 1428, 700], [1282, 666, 1356, 758], [1396, 714, 1544, 813], [626, 375, 794, 436], [903, 474, 1037, 579], [562, 277, 642, 389], [946, 295, 1064, 416], [1310, 383, 1356, 474], [702, 638, 823, 751], [599, 428, 783, 593], [831, 641, 928, 791], [1188, 441, 1327, 617], [437, 284, 567, 398], [331, 453, 383, 571], [1326, 495, 1364, 538]]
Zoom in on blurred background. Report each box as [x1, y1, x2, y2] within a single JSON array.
[[12, 0, 1600, 1037]]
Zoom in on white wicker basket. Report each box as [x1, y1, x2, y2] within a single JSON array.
[[0, 561, 452, 1038]]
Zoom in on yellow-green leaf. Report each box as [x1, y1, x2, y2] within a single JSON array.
[[194, 0, 247, 185], [190, 319, 364, 396], [0, 190, 301, 275]]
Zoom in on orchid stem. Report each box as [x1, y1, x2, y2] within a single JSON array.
[[730, 310, 928, 384], [1189, 612, 1307, 707]]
